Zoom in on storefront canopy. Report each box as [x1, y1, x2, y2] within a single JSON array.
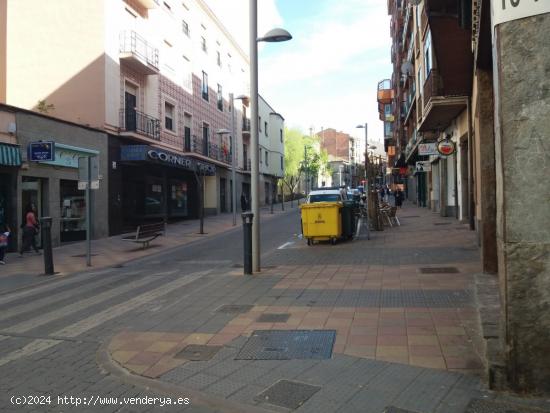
[[120, 145, 216, 176], [0, 143, 22, 166]]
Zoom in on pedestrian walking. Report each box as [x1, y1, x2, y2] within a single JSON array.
[[0, 224, 10, 265], [395, 189, 404, 208], [240, 192, 249, 212], [19, 203, 41, 256]]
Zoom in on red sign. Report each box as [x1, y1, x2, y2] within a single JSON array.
[[399, 167, 407, 175], [437, 140, 455, 156]]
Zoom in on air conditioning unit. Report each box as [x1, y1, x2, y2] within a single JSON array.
[[7, 122, 16, 134]]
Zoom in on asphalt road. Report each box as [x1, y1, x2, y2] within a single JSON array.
[[0, 209, 300, 412]]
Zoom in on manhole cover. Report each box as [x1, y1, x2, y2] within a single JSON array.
[[215, 304, 254, 314], [236, 330, 336, 360], [434, 222, 452, 226], [384, 408, 421, 413], [255, 380, 321, 410], [466, 399, 545, 413], [257, 313, 290, 323], [419, 267, 460, 274], [174, 345, 222, 361]]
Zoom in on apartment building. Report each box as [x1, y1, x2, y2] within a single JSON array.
[[380, 0, 550, 394], [0, 0, 284, 234], [317, 128, 358, 187]]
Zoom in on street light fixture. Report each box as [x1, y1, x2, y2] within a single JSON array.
[[250, 0, 292, 273]]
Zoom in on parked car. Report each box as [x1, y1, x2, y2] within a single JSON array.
[[306, 188, 348, 203]]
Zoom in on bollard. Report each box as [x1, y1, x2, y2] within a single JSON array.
[[40, 217, 55, 275], [241, 212, 253, 275]]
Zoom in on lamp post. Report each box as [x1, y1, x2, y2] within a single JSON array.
[[250, 0, 292, 272]]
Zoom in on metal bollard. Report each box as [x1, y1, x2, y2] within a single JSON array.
[[241, 212, 253, 275], [40, 217, 55, 275]]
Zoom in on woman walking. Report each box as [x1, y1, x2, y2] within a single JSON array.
[[19, 204, 40, 256]]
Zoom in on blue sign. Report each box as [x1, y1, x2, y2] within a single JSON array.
[[28, 141, 55, 162]]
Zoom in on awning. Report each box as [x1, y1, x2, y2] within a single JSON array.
[[0, 144, 22, 166]]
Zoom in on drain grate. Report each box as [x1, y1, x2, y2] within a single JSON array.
[[257, 313, 290, 323], [174, 345, 222, 361], [72, 253, 99, 258], [236, 330, 336, 360], [215, 304, 254, 314], [255, 380, 321, 410], [400, 215, 420, 218], [466, 399, 546, 413], [419, 267, 460, 274], [434, 222, 452, 226]]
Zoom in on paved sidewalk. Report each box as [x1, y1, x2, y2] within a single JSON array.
[[97, 202, 546, 413], [0, 202, 294, 292]]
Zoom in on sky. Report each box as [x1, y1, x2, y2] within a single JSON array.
[[204, 0, 392, 154]]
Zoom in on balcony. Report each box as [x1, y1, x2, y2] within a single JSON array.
[[419, 68, 468, 132], [377, 79, 394, 104], [119, 31, 159, 75], [242, 118, 251, 135], [119, 109, 160, 140]]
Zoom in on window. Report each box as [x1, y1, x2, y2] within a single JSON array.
[[259, 148, 262, 163], [229, 136, 233, 156], [182, 20, 190, 37], [264, 121, 268, 136], [164, 102, 175, 131], [217, 84, 223, 111], [216, 51, 221, 67], [280, 129, 283, 142], [201, 71, 209, 101], [424, 30, 432, 79], [163, 1, 172, 12], [202, 123, 209, 155], [265, 151, 269, 166], [259, 116, 262, 132], [280, 155, 283, 170], [201, 36, 207, 53]]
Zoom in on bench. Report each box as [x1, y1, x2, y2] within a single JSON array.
[[122, 222, 165, 249]]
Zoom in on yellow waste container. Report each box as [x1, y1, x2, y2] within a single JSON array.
[[300, 202, 342, 245]]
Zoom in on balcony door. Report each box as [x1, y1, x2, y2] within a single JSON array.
[[125, 83, 138, 132]]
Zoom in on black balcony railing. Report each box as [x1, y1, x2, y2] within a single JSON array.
[[242, 118, 251, 132], [119, 31, 159, 70], [119, 109, 160, 140]]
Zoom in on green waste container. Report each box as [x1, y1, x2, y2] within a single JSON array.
[[341, 200, 357, 240]]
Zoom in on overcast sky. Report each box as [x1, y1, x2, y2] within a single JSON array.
[[204, 0, 392, 153]]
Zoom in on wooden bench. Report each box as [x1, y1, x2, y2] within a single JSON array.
[[122, 222, 165, 249]]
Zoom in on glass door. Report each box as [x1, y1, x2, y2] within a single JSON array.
[[21, 177, 44, 246]]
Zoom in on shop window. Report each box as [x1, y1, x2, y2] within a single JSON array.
[[170, 180, 188, 216], [60, 180, 86, 243], [145, 178, 164, 215]]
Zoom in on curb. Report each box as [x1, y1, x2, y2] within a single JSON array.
[[96, 339, 275, 413]]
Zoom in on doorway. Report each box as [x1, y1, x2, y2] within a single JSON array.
[[125, 82, 138, 132], [21, 177, 44, 246], [220, 178, 227, 213]]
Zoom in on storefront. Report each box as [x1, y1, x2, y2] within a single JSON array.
[[0, 143, 22, 251], [112, 144, 216, 231], [15, 110, 109, 246]]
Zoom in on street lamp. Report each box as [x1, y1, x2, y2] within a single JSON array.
[[356, 123, 368, 187], [250, 0, 292, 272]]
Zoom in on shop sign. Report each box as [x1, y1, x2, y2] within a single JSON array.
[[387, 146, 396, 156], [28, 141, 55, 161], [437, 140, 456, 156], [399, 167, 408, 175], [492, 0, 550, 28], [39, 143, 99, 168], [147, 149, 192, 169], [418, 142, 438, 156], [416, 161, 431, 172]]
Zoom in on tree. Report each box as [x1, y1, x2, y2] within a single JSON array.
[[37, 100, 55, 114]]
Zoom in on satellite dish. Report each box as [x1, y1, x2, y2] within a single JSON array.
[[408, 0, 421, 5], [401, 61, 414, 76]]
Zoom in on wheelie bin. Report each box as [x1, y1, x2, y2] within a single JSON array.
[[300, 202, 342, 245], [341, 200, 357, 240]]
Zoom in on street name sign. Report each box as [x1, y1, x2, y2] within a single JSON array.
[[28, 141, 55, 161]]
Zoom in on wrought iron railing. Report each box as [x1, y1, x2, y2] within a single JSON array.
[[119, 31, 159, 70], [119, 109, 160, 140], [242, 118, 251, 132]]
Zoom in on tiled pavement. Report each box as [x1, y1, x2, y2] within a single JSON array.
[[100, 203, 507, 412]]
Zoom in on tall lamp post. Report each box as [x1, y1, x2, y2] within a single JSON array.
[[250, 0, 292, 272]]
